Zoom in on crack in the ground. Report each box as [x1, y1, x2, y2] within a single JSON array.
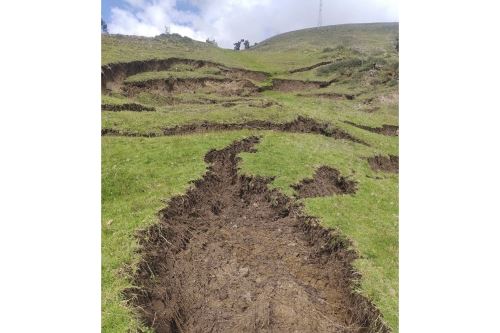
[[102, 58, 269, 91], [101, 116, 369, 146], [289, 61, 334, 74], [124, 77, 259, 97], [127, 137, 388, 333], [344, 121, 399, 137]]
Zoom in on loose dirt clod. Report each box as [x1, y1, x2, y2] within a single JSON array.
[[292, 166, 357, 198], [127, 137, 388, 333], [101, 103, 155, 112], [368, 155, 399, 173], [344, 121, 399, 136]]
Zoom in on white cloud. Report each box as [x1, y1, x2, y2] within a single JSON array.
[[107, 0, 399, 48]]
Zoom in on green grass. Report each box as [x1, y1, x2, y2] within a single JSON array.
[[102, 22, 399, 332], [124, 70, 224, 83], [102, 132, 256, 332]]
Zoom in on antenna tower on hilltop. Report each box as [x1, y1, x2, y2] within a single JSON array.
[[318, 0, 323, 27]]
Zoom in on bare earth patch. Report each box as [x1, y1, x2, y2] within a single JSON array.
[[292, 166, 357, 198], [127, 137, 388, 333], [368, 155, 399, 173]]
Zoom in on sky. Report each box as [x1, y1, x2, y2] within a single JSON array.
[[101, 0, 398, 48]]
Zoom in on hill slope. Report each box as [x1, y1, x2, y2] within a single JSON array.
[[101, 22, 399, 332]]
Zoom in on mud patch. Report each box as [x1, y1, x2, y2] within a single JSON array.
[[368, 155, 399, 173], [102, 116, 368, 145], [127, 137, 388, 333], [345, 121, 399, 136], [101, 103, 155, 112], [292, 166, 357, 198]]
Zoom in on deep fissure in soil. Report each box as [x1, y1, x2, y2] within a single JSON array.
[[127, 137, 387, 333]]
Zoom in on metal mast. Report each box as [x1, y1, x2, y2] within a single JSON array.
[[318, 0, 323, 27]]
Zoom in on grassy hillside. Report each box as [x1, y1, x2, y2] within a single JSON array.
[[102, 22, 399, 332]]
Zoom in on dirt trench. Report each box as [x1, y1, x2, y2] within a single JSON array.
[[102, 116, 368, 146], [127, 137, 388, 333], [292, 166, 357, 198], [344, 121, 399, 137]]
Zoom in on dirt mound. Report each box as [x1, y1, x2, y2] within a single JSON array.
[[102, 117, 368, 145], [368, 155, 399, 173], [292, 166, 357, 198], [124, 77, 258, 97], [101, 103, 155, 112], [345, 121, 399, 136], [289, 61, 334, 74], [101, 57, 269, 90], [127, 137, 388, 333]]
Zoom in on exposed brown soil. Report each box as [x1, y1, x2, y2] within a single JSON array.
[[344, 121, 399, 136], [292, 166, 357, 198], [101, 58, 269, 91], [368, 155, 399, 173], [127, 137, 388, 333], [102, 116, 368, 145], [297, 92, 356, 100], [289, 61, 334, 74], [124, 77, 259, 97], [101, 103, 155, 112]]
